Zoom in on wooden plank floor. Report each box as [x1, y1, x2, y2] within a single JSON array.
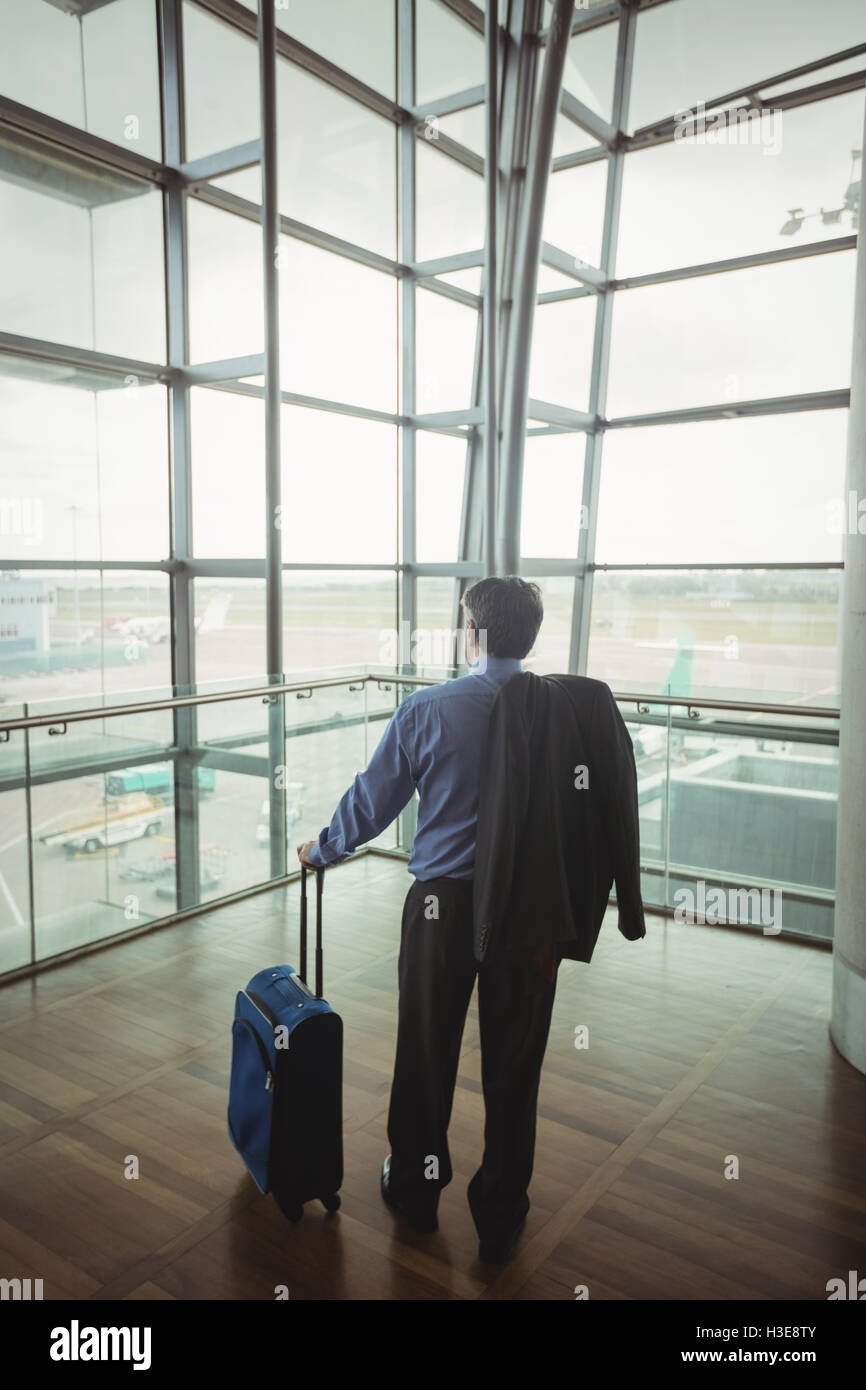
[[0, 855, 864, 1301]]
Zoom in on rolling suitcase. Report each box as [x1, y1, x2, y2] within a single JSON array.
[[228, 865, 343, 1221]]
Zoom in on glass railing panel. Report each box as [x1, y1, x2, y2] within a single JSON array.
[[0, 733, 32, 974], [0, 703, 27, 781], [26, 688, 174, 779], [282, 682, 369, 860], [667, 726, 837, 940], [31, 765, 175, 960], [0, 674, 842, 977], [622, 706, 672, 878], [620, 700, 839, 941]]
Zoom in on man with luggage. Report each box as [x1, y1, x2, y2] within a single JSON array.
[[296, 576, 551, 1263]]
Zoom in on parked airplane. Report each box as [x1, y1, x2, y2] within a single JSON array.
[[107, 593, 232, 645]]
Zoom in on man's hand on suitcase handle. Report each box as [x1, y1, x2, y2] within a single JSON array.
[[296, 840, 319, 869]]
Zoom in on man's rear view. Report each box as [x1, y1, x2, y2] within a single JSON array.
[[297, 576, 645, 1264], [297, 577, 546, 1261]]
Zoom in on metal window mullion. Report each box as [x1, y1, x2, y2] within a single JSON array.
[[571, 0, 636, 676], [0, 330, 170, 381], [0, 91, 174, 186], [398, 0, 417, 670], [451, 2, 512, 645], [256, 0, 287, 881], [483, 0, 499, 579], [497, 0, 568, 575], [606, 389, 850, 430], [159, 0, 200, 910], [396, 0, 419, 853], [592, 559, 843, 573], [613, 235, 857, 291]]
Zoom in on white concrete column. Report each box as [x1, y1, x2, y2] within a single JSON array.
[[830, 102, 866, 1072]]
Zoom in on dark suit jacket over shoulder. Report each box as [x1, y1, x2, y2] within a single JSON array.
[[472, 671, 646, 965]]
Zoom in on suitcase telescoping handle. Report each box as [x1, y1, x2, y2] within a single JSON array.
[[300, 865, 325, 998]]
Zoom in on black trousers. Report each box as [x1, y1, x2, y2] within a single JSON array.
[[386, 876, 557, 1243]]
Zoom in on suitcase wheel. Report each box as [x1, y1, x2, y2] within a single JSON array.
[[275, 1193, 304, 1223], [321, 1193, 341, 1214]]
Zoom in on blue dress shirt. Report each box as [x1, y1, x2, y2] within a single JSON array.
[[308, 656, 523, 880]]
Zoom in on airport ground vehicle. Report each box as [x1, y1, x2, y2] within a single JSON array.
[[40, 798, 167, 855], [105, 764, 216, 800], [117, 854, 175, 882], [153, 845, 228, 898]]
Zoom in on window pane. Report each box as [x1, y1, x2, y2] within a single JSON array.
[[435, 105, 486, 156], [595, 412, 848, 565], [0, 155, 165, 361], [280, 0, 396, 97], [0, 0, 161, 159], [195, 579, 266, 686], [521, 434, 586, 558], [195, 573, 402, 679], [191, 388, 265, 558], [0, 571, 171, 707], [523, 577, 573, 674], [188, 200, 264, 363], [530, 296, 596, 410], [542, 161, 608, 266], [278, 238, 397, 410], [416, 576, 458, 643], [561, 22, 619, 124], [629, 0, 866, 133], [0, 360, 168, 562], [587, 569, 841, 703], [283, 573, 397, 670], [210, 166, 262, 202], [607, 252, 856, 416], [537, 264, 585, 293], [617, 92, 865, 276], [183, 1, 259, 159], [278, 61, 396, 257], [416, 143, 484, 261], [413, 576, 460, 673], [433, 267, 482, 295], [416, 0, 485, 105], [416, 289, 478, 413], [552, 116, 601, 158], [281, 410, 397, 563], [416, 433, 467, 562]]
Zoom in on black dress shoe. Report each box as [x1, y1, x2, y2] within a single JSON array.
[[380, 1155, 438, 1234], [478, 1217, 526, 1265]]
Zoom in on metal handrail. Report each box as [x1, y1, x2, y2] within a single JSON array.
[[613, 691, 839, 720], [0, 673, 441, 735], [0, 672, 840, 735]]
